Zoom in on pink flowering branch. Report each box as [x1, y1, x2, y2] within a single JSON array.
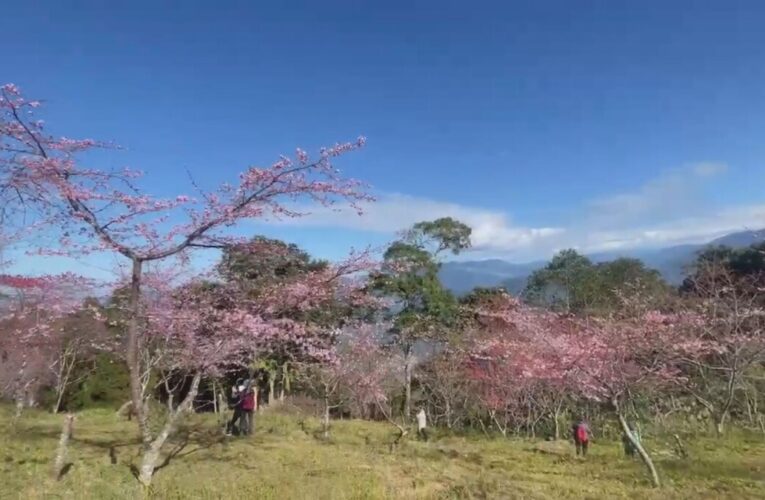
[[2, 83, 372, 260]]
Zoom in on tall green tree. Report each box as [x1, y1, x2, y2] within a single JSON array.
[[593, 258, 670, 313], [219, 236, 328, 289], [524, 250, 598, 313], [372, 217, 471, 419]]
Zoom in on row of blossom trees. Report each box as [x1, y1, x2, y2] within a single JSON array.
[[427, 260, 762, 487], [461, 291, 700, 486]]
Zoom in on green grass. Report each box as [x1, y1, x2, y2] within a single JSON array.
[[1, 405, 763, 499]]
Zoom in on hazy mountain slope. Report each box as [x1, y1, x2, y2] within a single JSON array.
[[439, 229, 765, 294]]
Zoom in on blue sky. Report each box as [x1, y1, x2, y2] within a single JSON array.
[[4, 0, 765, 277]]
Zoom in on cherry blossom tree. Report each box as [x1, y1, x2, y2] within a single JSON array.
[[677, 263, 765, 436], [0, 313, 48, 419], [464, 291, 574, 437], [48, 299, 113, 414], [324, 323, 406, 441], [296, 323, 387, 438], [0, 273, 98, 417], [547, 311, 706, 488], [219, 237, 382, 407], [467, 350, 524, 437], [418, 350, 472, 430], [296, 353, 345, 438], [105, 248, 374, 483], [1, 83, 372, 485]]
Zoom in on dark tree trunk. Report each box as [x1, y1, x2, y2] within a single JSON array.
[[125, 259, 151, 448]]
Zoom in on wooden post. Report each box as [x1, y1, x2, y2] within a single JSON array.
[[212, 381, 218, 414]]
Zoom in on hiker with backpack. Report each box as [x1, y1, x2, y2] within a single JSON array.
[[226, 378, 245, 436], [572, 418, 590, 457], [240, 380, 257, 435]]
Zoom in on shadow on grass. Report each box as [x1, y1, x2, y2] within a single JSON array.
[[149, 423, 229, 478], [10, 416, 234, 483], [57, 462, 74, 480], [10, 424, 141, 453], [154, 433, 201, 473]]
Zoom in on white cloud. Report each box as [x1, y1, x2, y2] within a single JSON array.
[[576, 204, 765, 253], [264, 193, 564, 254], [261, 162, 765, 261], [552, 163, 764, 255], [584, 163, 724, 230], [692, 162, 728, 177]]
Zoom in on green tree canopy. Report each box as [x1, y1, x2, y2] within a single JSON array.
[[524, 251, 670, 315], [219, 236, 328, 288], [372, 218, 472, 338], [524, 250, 598, 313], [405, 217, 473, 255], [682, 242, 765, 293]]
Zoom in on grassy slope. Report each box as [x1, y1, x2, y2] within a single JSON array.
[[1, 405, 763, 499]]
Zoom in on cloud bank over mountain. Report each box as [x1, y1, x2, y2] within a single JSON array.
[[266, 163, 764, 261]]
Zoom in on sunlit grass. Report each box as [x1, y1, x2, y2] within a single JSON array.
[[1, 405, 763, 499]]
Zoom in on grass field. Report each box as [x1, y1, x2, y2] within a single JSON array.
[[1, 405, 764, 499]]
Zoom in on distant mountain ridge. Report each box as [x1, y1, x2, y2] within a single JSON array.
[[438, 229, 765, 295]]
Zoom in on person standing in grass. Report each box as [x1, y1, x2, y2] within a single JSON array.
[[572, 418, 589, 457], [226, 378, 245, 436], [622, 422, 640, 457], [416, 407, 428, 441], [240, 380, 257, 435]]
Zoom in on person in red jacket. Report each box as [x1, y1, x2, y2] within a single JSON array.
[[240, 382, 257, 436], [572, 418, 590, 457]]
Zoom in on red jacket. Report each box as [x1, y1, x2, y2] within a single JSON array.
[[574, 423, 589, 442], [241, 391, 256, 411]]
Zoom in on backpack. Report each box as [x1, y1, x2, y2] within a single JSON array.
[[576, 424, 588, 442], [241, 391, 255, 411]]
